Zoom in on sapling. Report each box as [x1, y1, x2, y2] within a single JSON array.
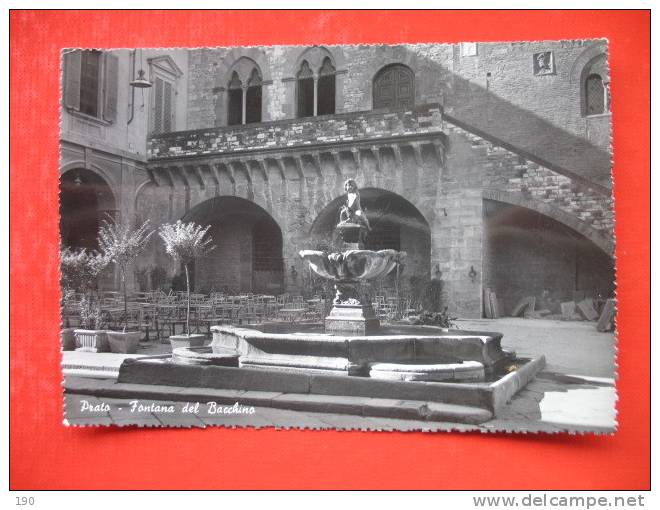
[[98, 218, 154, 332], [159, 221, 215, 337]]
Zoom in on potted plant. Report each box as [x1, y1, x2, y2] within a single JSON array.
[[159, 220, 214, 350], [98, 217, 154, 354], [60, 247, 85, 350], [61, 247, 111, 352], [75, 294, 109, 352]]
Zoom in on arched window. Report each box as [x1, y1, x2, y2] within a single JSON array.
[[227, 71, 243, 126], [373, 64, 415, 110], [580, 53, 610, 117], [296, 60, 315, 118], [245, 68, 262, 124], [585, 73, 606, 116], [317, 57, 336, 116]]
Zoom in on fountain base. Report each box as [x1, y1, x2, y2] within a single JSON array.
[[325, 303, 380, 335]]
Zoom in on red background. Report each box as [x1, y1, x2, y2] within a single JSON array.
[[9, 10, 650, 490]]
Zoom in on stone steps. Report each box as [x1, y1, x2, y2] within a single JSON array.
[[64, 377, 492, 424]]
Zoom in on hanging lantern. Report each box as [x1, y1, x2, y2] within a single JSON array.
[[130, 69, 152, 89]]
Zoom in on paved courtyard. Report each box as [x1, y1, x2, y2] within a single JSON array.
[[63, 318, 617, 433]]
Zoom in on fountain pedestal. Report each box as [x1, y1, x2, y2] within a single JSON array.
[[325, 303, 380, 335], [325, 278, 380, 335]]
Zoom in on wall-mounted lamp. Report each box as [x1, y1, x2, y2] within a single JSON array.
[[468, 265, 478, 283]]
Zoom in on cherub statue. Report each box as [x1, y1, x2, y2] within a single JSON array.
[[338, 179, 371, 231]]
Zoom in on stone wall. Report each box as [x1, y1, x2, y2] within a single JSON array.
[[186, 41, 611, 188]]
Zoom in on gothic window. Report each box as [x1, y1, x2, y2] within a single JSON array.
[[227, 71, 243, 126], [317, 57, 336, 116], [296, 60, 315, 118], [585, 73, 606, 116], [245, 68, 262, 124], [63, 50, 118, 122], [373, 64, 414, 110]]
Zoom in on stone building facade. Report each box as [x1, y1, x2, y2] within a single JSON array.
[[60, 41, 614, 318]]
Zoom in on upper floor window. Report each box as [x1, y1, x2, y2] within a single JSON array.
[[581, 54, 610, 117], [296, 60, 315, 118], [246, 68, 263, 124], [79, 50, 101, 116], [148, 55, 183, 135], [227, 71, 243, 126], [295, 53, 336, 118], [63, 49, 118, 122], [317, 58, 336, 116], [152, 77, 173, 134], [373, 64, 414, 110], [585, 74, 606, 116], [226, 64, 263, 126]]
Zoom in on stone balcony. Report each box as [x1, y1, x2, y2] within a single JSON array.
[[145, 104, 445, 192], [148, 103, 444, 161]]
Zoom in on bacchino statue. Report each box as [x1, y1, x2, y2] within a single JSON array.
[[339, 178, 371, 231], [336, 179, 370, 247]]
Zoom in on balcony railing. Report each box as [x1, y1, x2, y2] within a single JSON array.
[[147, 103, 443, 160]]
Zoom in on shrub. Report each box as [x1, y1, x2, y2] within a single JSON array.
[[407, 307, 458, 329]]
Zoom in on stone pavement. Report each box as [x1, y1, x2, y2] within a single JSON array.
[[460, 318, 617, 433], [62, 318, 617, 433]]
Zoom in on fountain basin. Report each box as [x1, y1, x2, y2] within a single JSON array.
[[211, 323, 511, 378], [299, 249, 405, 282]]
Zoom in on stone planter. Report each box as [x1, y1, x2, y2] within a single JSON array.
[[61, 328, 76, 351], [73, 329, 109, 352], [169, 334, 206, 351], [107, 331, 142, 354]]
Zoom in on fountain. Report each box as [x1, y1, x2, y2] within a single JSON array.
[[117, 180, 546, 424]]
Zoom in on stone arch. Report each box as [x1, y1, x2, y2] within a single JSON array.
[[569, 41, 608, 85], [181, 196, 284, 293], [226, 56, 262, 86], [60, 160, 119, 194], [293, 45, 340, 74], [482, 188, 613, 257], [372, 63, 416, 110], [60, 167, 117, 250], [215, 47, 271, 86], [483, 194, 615, 316]]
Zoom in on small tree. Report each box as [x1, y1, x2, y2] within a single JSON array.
[[159, 221, 215, 337], [98, 218, 154, 332]]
